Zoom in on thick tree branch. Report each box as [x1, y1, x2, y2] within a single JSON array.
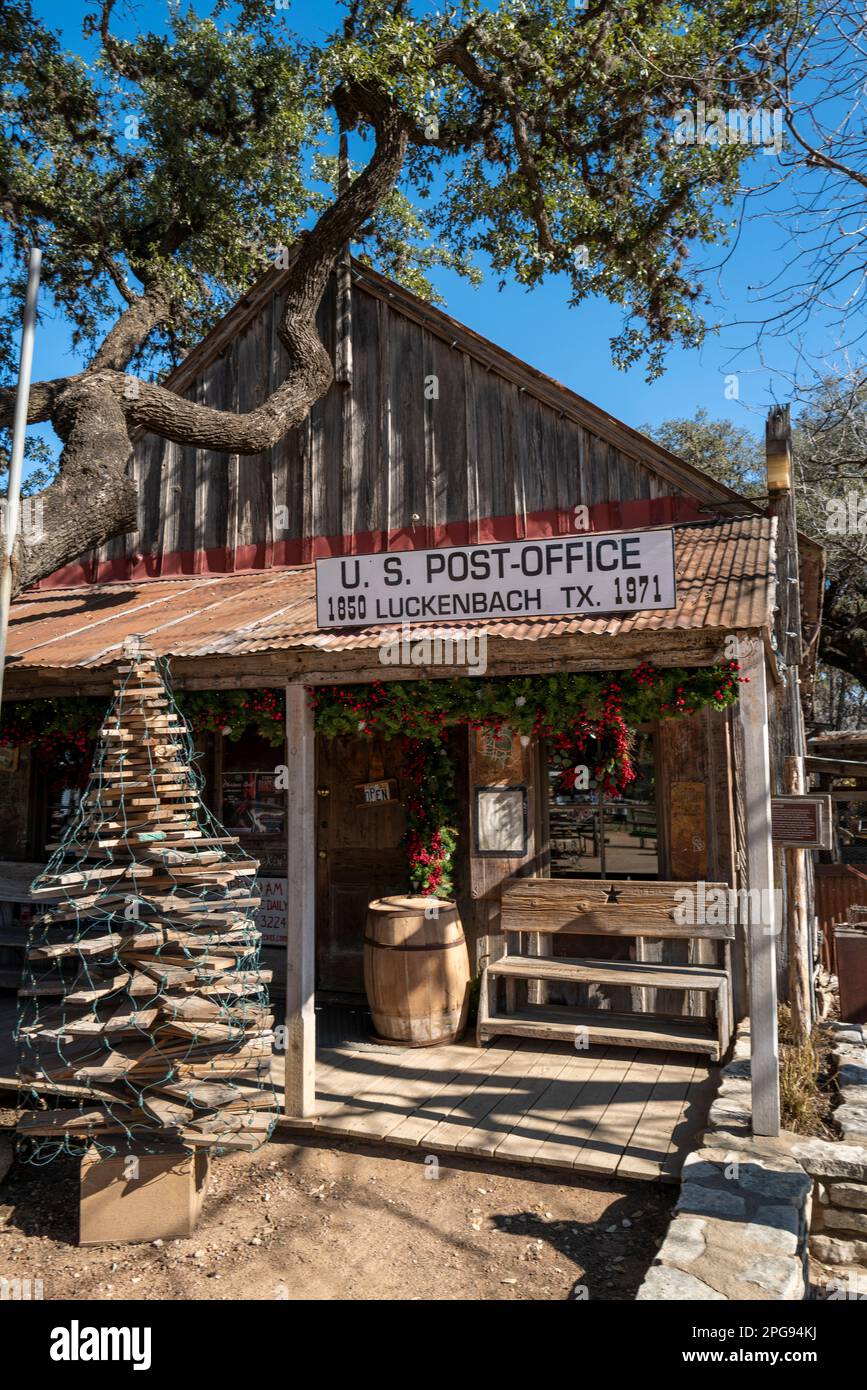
[[0, 378, 71, 431], [89, 285, 174, 373], [125, 105, 408, 453], [11, 373, 138, 593], [8, 102, 409, 595]]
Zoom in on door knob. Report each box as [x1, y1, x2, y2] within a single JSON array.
[[316, 786, 330, 797]]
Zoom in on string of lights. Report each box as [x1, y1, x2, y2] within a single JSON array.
[[16, 641, 279, 1163]]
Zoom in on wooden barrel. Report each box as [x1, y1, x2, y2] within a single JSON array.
[[364, 897, 471, 1046]]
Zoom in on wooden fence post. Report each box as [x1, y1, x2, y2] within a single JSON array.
[[284, 683, 316, 1116], [785, 754, 812, 1044], [739, 642, 781, 1136]]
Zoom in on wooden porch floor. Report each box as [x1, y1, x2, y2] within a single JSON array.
[[0, 996, 716, 1181], [275, 1037, 717, 1183]]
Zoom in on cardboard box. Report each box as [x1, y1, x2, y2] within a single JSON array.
[[79, 1144, 209, 1246]]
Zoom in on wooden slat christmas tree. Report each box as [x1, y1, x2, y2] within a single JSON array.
[[17, 640, 279, 1157]]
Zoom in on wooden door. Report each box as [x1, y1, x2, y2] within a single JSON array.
[[315, 735, 408, 993]]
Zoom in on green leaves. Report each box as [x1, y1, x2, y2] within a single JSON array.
[[0, 0, 798, 385], [643, 409, 766, 495], [1, 1, 318, 370], [310, 663, 742, 744], [0, 687, 287, 751]]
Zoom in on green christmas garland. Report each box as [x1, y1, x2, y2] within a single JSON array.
[[0, 664, 744, 899], [180, 689, 285, 747], [310, 660, 744, 897], [403, 737, 459, 897], [0, 688, 287, 768]]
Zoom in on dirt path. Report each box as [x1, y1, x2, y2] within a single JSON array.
[[0, 1118, 674, 1301]]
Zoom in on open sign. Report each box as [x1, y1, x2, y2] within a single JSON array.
[[357, 779, 398, 805]]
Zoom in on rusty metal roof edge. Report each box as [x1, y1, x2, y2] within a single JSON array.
[[7, 617, 772, 675], [6, 515, 777, 676]]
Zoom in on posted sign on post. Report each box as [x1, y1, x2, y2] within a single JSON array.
[[771, 796, 832, 850], [316, 529, 677, 629]]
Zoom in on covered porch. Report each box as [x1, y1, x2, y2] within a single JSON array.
[[0, 992, 712, 1181], [0, 513, 784, 1167]]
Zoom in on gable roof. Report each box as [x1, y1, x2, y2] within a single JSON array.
[[157, 259, 758, 513]]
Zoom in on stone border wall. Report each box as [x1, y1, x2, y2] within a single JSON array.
[[638, 1018, 867, 1301], [638, 1021, 812, 1300], [796, 1020, 867, 1287]]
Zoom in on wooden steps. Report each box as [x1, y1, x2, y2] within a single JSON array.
[[476, 1003, 720, 1056]]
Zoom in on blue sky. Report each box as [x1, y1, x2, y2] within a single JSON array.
[[12, 0, 849, 470]]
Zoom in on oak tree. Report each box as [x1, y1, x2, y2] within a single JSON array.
[[1, 0, 797, 591], [646, 395, 867, 694]]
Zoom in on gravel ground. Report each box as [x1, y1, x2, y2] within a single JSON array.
[[0, 1111, 674, 1301]]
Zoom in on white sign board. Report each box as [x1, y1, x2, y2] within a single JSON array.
[[316, 529, 677, 629], [255, 876, 288, 947]]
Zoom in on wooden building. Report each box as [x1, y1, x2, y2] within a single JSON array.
[[0, 261, 824, 1153], [807, 729, 867, 974]]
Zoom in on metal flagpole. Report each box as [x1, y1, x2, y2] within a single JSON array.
[[0, 247, 42, 708]]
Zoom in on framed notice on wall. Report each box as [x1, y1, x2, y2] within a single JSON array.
[[771, 795, 832, 849], [474, 785, 528, 856]]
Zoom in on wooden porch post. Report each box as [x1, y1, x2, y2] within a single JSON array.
[[284, 683, 316, 1117], [739, 642, 781, 1136]]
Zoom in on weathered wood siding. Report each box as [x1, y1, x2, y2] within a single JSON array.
[[653, 708, 741, 1019], [48, 272, 707, 586]]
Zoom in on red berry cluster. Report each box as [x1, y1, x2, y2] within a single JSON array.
[[402, 736, 455, 897]]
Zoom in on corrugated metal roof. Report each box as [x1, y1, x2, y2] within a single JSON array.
[[6, 516, 775, 672]]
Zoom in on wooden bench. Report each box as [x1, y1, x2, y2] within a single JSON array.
[[477, 879, 735, 1060]]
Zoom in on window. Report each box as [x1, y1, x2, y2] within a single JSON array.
[[218, 728, 286, 834], [545, 729, 658, 878], [212, 729, 287, 878], [34, 746, 90, 857]]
